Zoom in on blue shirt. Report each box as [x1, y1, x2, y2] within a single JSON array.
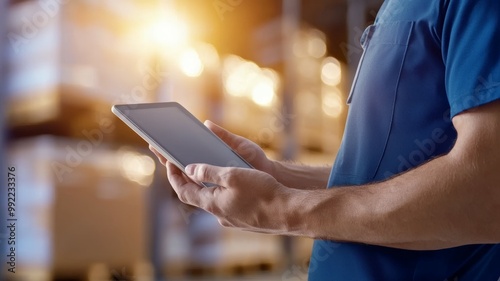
[[309, 0, 500, 280]]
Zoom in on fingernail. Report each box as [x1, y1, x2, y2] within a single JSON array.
[[185, 164, 196, 175]]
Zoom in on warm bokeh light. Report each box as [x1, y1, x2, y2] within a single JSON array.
[[179, 48, 204, 77], [119, 149, 155, 186], [224, 58, 260, 97], [321, 57, 342, 86], [222, 54, 245, 73], [143, 14, 189, 52], [262, 68, 280, 91], [223, 56, 279, 107], [197, 43, 220, 70], [251, 77, 275, 107], [4, 1, 349, 279], [308, 36, 327, 58], [322, 88, 343, 118], [293, 29, 327, 59]]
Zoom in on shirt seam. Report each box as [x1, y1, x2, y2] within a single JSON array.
[[449, 84, 500, 117]]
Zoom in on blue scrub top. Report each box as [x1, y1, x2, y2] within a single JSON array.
[[309, 0, 500, 280]]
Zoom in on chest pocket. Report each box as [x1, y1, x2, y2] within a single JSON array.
[[333, 21, 414, 184]]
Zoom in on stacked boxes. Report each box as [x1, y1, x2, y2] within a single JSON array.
[[7, 136, 151, 280]]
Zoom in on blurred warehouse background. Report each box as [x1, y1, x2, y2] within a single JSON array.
[[1, 0, 383, 280]]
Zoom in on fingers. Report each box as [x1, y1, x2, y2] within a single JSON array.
[[205, 120, 261, 163], [166, 161, 213, 209], [186, 163, 241, 188], [205, 120, 245, 150], [149, 144, 167, 165]]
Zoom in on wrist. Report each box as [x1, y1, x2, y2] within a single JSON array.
[[269, 160, 292, 187], [281, 188, 318, 237], [287, 188, 346, 240]]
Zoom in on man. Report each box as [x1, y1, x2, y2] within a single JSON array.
[[151, 0, 500, 279]]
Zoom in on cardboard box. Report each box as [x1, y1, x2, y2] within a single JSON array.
[[7, 136, 151, 279]]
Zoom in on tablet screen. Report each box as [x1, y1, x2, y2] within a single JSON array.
[[118, 103, 252, 169]]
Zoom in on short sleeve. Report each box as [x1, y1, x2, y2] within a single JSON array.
[[442, 0, 500, 117]]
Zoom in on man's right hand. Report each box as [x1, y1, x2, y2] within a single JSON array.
[[205, 121, 331, 190], [204, 120, 276, 176], [150, 120, 330, 190]]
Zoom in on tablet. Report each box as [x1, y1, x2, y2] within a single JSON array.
[[112, 102, 253, 185]]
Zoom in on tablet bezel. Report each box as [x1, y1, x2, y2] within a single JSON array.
[[111, 102, 253, 176]]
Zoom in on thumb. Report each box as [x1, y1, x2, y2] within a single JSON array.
[[185, 164, 234, 187]]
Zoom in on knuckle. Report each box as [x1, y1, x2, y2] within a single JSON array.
[[198, 165, 210, 180], [224, 169, 238, 186]]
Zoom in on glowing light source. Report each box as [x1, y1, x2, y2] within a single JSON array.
[[119, 150, 155, 186], [222, 56, 279, 107], [179, 48, 204, 77], [223, 55, 245, 73], [308, 36, 327, 58], [197, 43, 220, 69], [305, 29, 327, 58], [322, 89, 343, 118], [143, 15, 188, 51], [262, 68, 280, 90], [225, 60, 259, 97], [321, 57, 342, 86], [251, 76, 275, 107]]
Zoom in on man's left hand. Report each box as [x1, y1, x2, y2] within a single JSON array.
[[165, 161, 303, 234]]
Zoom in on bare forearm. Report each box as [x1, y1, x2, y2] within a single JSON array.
[[288, 103, 500, 250], [271, 160, 331, 190], [294, 152, 500, 250]]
